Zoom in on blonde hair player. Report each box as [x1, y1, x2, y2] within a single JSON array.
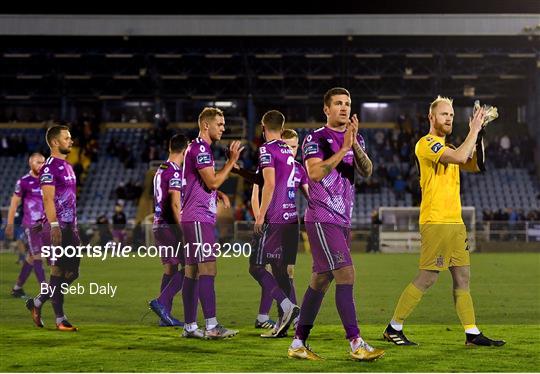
[[382, 96, 506, 347], [179, 107, 243, 339]]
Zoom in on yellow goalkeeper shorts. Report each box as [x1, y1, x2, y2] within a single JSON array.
[[419, 223, 470, 271]]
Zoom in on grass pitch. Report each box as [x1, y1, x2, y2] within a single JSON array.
[[1, 251, 539, 372]]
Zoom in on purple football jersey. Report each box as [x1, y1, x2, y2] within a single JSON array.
[[181, 137, 217, 224], [39, 157, 77, 225], [258, 139, 297, 224], [293, 160, 308, 192], [14, 173, 45, 227], [153, 161, 182, 225], [302, 126, 366, 227]]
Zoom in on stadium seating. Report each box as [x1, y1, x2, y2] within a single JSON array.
[[1, 125, 538, 225], [0, 156, 30, 208], [78, 128, 148, 223]]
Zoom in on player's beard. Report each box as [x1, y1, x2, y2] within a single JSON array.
[[436, 121, 452, 136], [59, 146, 71, 155]]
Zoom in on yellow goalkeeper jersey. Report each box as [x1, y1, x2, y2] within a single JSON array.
[[415, 134, 463, 224]]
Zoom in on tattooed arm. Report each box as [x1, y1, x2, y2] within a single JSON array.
[[349, 114, 372, 178], [352, 143, 372, 177]]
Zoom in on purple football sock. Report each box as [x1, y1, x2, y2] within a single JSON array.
[[160, 273, 172, 294], [158, 271, 183, 313], [32, 260, 46, 284], [335, 284, 360, 340], [259, 286, 273, 315], [198, 275, 216, 320], [37, 273, 62, 304], [16, 262, 33, 288], [289, 278, 297, 305], [50, 275, 65, 319], [251, 267, 287, 305], [295, 286, 325, 341], [182, 277, 198, 324]]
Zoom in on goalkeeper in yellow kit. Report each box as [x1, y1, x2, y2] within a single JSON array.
[[383, 96, 505, 347]]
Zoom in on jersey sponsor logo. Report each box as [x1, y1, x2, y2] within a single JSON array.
[[64, 175, 76, 181], [43, 167, 49, 173], [170, 178, 182, 188], [197, 153, 211, 165], [431, 142, 443, 153], [199, 145, 206, 152], [306, 135, 312, 141], [260, 146, 267, 154], [287, 188, 296, 200], [303, 142, 319, 155], [282, 211, 297, 220], [173, 172, 179, 178], [58, 166, 64, 170], [327, 138, 333, 143], [259, 154, 272, 165], [40, 174, 53, 183], [426, 136, 433, 142]]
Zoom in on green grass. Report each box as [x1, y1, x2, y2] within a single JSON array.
[[1, 252, 539, 372]]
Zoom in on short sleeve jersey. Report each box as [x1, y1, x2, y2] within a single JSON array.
[[14, 173, 45, 227], [181, 137, 217, 223], [39, 157, 77, 225], [293, 161, 308, 191], [302, 126, 366, 227], [153, 161, 182, 225], [258, 139, 297, 223], [415, 134, 462, 224]]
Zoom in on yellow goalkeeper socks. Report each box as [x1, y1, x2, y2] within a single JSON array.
[[392, 283, 425, 325], [454, 288, 479, 333]]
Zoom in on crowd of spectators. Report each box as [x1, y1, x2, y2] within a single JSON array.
[[1, 110, 538, 224], [482, 208, 540, 222], [233, 113, 537, 221], [0, 135, 28, 156], [113, 181, 143, 202]]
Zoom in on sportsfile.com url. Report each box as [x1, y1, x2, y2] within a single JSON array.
[[41, 242, 252, 261]]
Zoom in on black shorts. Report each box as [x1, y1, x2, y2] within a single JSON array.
[[53, 226, 82, 272], [250, 222, 299, 266]]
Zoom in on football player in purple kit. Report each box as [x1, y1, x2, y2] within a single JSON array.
[[252, 128, 308, 335], [26, 125, 81, 332], [180, 107, 243, 339], [148, 133, 188, 327], [250, 110, 301, 338], [6, 153, 47, 298], [287, 88, 385, 361]]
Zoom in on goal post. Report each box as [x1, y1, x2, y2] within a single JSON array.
[[378, 206, 476, 253]]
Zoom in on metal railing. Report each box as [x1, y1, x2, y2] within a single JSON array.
[[480, 221, 540, 242]]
